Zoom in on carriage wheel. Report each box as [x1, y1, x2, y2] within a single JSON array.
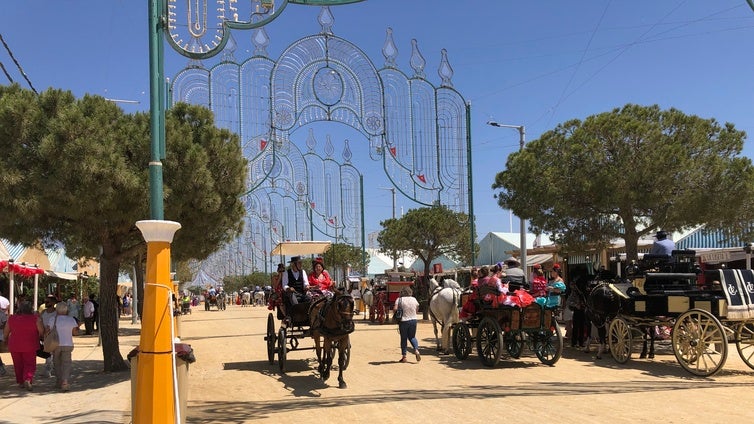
[[277, 327, 287, 372], [534, 317, 563, 366], [672, 309, 728, 377], [735, 322, 754, 370], [504, 330, 524, 359], [476, 317, 503, 367], [452, 323, 472, 360], [266, 313, 276, 365], [609, 317, 633, 364]]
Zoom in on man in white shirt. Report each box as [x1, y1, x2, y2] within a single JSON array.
[[83, 295, 95, 335], [281, 256, 309, 305]]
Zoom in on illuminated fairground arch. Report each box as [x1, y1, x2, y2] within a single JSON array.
[[171, 6, 471, 276]]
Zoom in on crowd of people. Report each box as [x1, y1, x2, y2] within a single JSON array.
[[0, 290, 84, 392]]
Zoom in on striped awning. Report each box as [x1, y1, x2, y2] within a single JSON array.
[[676, 228, 748, 250]]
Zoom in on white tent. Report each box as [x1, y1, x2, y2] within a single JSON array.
[[185, 268, 218, 290]]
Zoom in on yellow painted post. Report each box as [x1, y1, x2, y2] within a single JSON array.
[[134, 220, 182, 424]]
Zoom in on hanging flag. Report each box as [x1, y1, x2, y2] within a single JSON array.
[[417, 174, 426, 183], [310, 202, 316, 209], [260, 139, 267, 150], [389, 146, 397, 156]]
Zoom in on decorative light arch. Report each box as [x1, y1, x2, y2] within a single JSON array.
[[171, 6, 472, 276]]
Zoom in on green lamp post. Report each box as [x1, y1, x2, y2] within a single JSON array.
[[139, 1, 366, 423]]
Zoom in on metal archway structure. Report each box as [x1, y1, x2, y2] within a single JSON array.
[[171, 6, 472, 277]]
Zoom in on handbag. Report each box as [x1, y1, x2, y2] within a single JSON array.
[[43, 316, 59, 353], [36, 341, 51, 359], [393, 299, 403, 324]]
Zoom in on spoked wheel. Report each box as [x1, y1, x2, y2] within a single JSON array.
[[504, 330, 524, 359], [533, 317, 563, 366], [609, 317, 632, 364], [266, 313, 276, 365], [277, 327, 287, 372], [476, 317, 503, 367], [672, 309, 728, 377], [735, 322, 754, 370], [452, 323, 472, 360]]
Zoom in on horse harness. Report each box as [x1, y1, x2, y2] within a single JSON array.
[[313, 294, 354, 336]]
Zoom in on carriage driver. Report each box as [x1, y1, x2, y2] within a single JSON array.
[[282, 256, 310, 305]]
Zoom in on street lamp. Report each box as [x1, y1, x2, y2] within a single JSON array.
[[487, 121, 527, 270], [378, 186, 397, 270]]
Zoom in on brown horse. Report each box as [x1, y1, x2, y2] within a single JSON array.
[[309, 292, 355, 388]]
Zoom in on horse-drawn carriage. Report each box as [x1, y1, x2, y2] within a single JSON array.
[[204, 291, 226, 311], [264, 241, 355, 388], [452, 285, 563, 367], [586, 249, 754, 376], [363, 272, 415, 324]]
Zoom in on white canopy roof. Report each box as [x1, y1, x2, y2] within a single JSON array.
[[271, 241, 332, 257]]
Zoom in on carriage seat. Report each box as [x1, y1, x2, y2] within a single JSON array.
[[643, 273, 697, 294]]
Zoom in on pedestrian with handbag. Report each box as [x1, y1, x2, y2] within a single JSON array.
[[394, 287, 421, 363]]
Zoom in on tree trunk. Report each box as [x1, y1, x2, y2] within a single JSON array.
[[133, 253, 145, 320], [624, 227, 641, 263], [99, 250, 129, 372]]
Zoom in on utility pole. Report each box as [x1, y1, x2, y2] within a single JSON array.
[[379, 187, 397, 270]]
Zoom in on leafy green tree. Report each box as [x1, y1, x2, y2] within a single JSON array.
[[492, 104, 754, 261], [377, 205, 475, 314], [0, 85, 246, 371], [322, 243, 369, 287]]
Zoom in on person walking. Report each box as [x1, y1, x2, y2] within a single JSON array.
[[0, 306, 8, 376], [83, 295, 95, 335], [49, 302, 79, 392], [66, 294, 80, 326], [3, 300, 44, 390], [39, 294, 58, 378], [394, 287, 421, 363]]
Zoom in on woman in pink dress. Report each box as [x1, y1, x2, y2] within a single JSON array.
[[309, 258, 334, 297]]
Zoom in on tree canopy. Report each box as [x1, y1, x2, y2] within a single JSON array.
[[377, 204, 476, 280], [492, 103, 754, 260], [0, 84, 247, 371], [321, 242, 368, 285]]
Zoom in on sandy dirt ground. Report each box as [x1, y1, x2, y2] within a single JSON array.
[[0, 303, 753, 423]]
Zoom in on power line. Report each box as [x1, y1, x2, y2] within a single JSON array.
[[0, 33, 37, 94], [0, 61, 14, 84]]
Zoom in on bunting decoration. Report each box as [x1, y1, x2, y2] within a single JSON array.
[[0, 260, 45, 277]]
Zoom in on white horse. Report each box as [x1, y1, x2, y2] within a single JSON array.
[[428, 277, 461, 354], [254, 291, 265, 306], [360, 287, 373, 321], [241, 291, 251, 307]]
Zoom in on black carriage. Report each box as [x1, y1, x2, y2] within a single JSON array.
[[601, 250, 754, 376], [264, 241, 352, 373], [204, 292, 226, 311], [451, 286, 563, 367]]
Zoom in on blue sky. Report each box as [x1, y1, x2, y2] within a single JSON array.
[[3, 1, 754, 246]]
